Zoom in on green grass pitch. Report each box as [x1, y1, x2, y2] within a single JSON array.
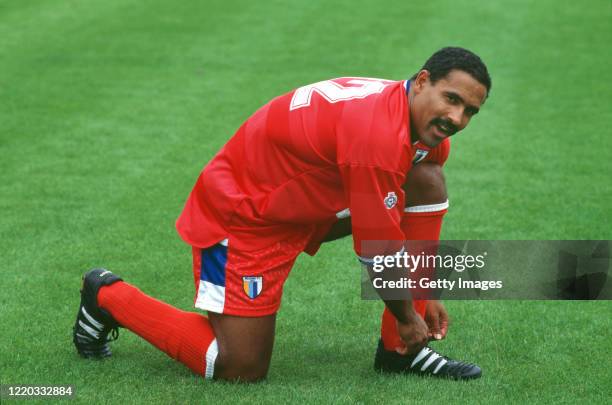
[[1, 0, 611, 403]]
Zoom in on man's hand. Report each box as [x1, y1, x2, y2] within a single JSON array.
[[395, 310, 429, 355], [424, 300, 449, 341]]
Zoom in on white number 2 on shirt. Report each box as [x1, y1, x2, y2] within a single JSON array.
[[289, 78, 389, 111]]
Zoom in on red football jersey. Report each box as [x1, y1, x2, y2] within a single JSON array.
[[176, 78, 449, 258]]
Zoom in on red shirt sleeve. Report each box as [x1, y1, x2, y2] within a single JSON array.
[[339, 164, 406, 260]]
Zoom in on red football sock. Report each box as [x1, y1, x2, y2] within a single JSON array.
[[98, 281, 218, 378], [381, 205, 447, 351]]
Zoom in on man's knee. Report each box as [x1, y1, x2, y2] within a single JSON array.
[[214, 347, 271, 382], [404, 162, 447, 206], [208, 312, 276, 382]]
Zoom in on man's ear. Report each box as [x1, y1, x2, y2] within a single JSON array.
[[413, 70, 430, 94]]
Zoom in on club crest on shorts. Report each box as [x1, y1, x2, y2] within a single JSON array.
[[384, 191, 398, 209], [242, 276, 263, 299]]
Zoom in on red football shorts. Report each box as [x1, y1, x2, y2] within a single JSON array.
[[191, 236, 306, 317]]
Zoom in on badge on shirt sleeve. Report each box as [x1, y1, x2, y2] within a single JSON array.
[[413, 149, 429, 164], [384, 192, 398, 209]]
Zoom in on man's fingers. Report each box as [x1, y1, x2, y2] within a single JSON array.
[[440, 319, 449, 338], [397, 315, 430, 355], [439, 309, 450, 338], [427, 310, 442, 340], [398, 335, 427, 355], [395, 345, 408, 355]]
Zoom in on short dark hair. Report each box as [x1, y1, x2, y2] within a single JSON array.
[[411, 47, 492, 94]]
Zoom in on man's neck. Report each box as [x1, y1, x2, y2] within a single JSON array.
[[406, 80, 418, 143]]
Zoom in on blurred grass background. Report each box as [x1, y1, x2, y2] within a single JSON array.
[[1, 0, 610, 403]]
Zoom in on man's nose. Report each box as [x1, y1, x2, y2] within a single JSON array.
[[447, 106, 464, 129]]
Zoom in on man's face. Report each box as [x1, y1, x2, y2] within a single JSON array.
[[410, 69, 488, 148]]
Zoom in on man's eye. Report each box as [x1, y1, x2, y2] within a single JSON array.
[[446, 94, 458, 103]]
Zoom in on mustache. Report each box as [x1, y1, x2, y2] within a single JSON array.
[[431, 118, 458, 136]]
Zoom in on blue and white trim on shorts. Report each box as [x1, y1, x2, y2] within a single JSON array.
[[195, 239, 228, 313]]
